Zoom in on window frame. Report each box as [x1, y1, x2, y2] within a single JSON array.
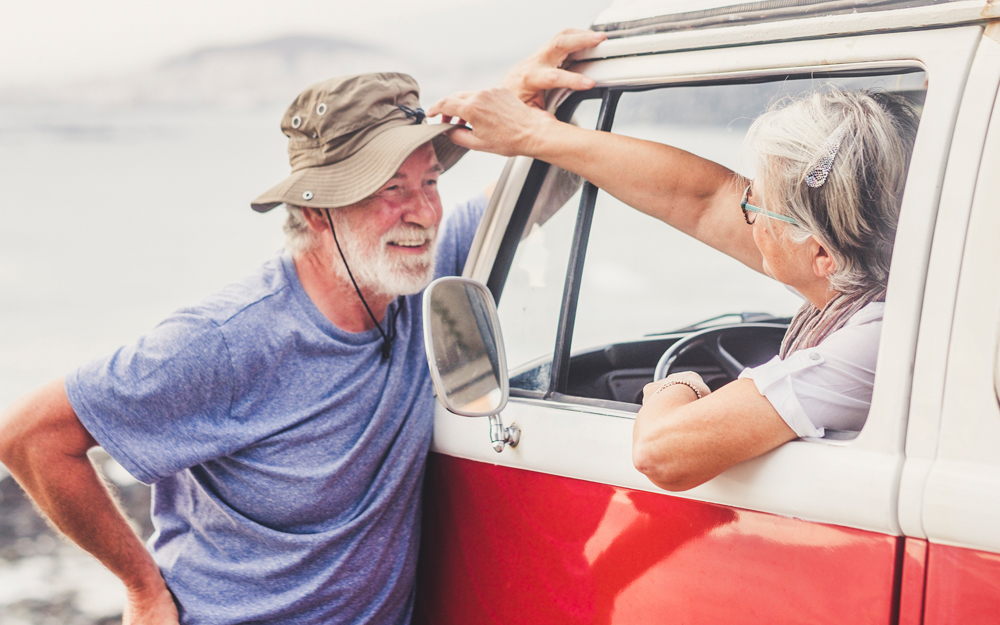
[[491, 64, 928, 409]]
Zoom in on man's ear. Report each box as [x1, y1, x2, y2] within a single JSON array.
[[301, 207, 330, 233], [811, 236, 837, 278]]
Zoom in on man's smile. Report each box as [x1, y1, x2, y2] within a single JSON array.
[[384, 229, 435, 254]]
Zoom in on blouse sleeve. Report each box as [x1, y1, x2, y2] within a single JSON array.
[[738, 304, 883, 438]]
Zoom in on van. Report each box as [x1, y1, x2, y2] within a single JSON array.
[[415, 1, 1000, 623]]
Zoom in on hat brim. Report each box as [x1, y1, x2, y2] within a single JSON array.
[[251, 124, 468, 213]]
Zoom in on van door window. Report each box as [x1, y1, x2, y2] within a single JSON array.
[[497, 98, 602, 393], [563, 73, 925, 406]]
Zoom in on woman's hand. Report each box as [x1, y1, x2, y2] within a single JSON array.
[[642, 372, 712, 407], [429, 88, 560, 156], [428, 28, 606, 157], [500, 28, 606, 109]]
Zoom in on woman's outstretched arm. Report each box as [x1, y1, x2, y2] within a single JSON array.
[[430, 87, 764, 273]]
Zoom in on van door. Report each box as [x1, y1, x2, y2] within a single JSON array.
[[416, 26, 981, 625], [909, 24, 1000, 624]]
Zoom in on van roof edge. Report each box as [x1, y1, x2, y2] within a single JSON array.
[[592, 0, 975, 36]]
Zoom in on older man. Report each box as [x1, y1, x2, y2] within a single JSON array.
[[0, 31, 604, 625]]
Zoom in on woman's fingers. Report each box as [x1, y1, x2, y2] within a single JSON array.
[[525, 67, 596, 94], [444, 126, 486, 151], [538, 29, 607, 66], [502, 29, 606, 108], [432, 88, 555, 157], [428, 91, 474, 118]]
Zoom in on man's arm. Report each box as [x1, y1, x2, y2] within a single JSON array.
[[0, 379, 178, 624]]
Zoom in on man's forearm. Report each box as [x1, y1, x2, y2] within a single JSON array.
[[0, 380, 167, 596]]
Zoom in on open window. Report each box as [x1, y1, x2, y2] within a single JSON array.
[[494, 69, 926, 430]]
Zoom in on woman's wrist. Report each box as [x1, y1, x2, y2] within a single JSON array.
[[519, 113, 571, 160], [651, 379, 703, 401]]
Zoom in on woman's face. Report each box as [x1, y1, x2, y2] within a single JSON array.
[[748, 181, 815, 288]]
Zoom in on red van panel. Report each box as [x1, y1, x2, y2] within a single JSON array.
[[415, 454, 900, 625], [899, 538, 928, 625], [924, 542, 1000, 625]]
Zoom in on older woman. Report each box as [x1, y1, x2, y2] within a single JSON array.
[[431, 53, 919, 491]]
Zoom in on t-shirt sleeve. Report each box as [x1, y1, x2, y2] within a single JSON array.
[[435, 193, 489, 278], [738, 317, 881, 438], [65, 313, 240, 484]]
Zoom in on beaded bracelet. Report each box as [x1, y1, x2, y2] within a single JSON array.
[[650, 379, 703, 400]]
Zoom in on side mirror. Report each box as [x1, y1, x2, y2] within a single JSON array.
[[422, 277, 519, 452]]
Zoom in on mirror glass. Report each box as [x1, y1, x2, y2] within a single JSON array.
[[425, 278, 508, 417]]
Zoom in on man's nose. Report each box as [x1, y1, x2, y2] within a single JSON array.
[[402, 186, 439, 228]]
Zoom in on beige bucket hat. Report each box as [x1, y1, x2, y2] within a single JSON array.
[[251, 72, 467, 212]]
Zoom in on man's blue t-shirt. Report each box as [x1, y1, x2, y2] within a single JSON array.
[[65, 195, 487, 625]]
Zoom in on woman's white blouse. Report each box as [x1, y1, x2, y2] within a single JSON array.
[[738, 302, 884, 438]]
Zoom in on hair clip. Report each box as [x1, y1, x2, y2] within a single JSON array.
[[805, 124, 848, 188]]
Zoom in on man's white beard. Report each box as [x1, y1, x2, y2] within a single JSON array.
[[329, 214, 437, 298]]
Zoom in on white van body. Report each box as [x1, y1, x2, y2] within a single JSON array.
[[415, 3, 1000, 623]]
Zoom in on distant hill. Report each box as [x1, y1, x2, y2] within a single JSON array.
[[0, 34, 513, 109], [163, 36, 380, 68]]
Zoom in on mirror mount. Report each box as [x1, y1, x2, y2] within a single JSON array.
[[489, 415, 520, 453], [423, 277, 518, 453]]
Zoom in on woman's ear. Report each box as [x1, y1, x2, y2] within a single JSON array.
[[810, 236, 837, 278]]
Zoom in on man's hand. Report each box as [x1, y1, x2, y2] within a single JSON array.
[[123, 584, 179, 625], [501, 28, 607, 109]]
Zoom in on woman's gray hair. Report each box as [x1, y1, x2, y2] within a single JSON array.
[[283, 204, 319, 254], [746, 89, 920, 294]]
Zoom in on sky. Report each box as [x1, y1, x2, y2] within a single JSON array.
[[0, 0, 613, 87]]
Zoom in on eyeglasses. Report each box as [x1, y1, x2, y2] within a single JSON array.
[[741, 183, 799, 226]]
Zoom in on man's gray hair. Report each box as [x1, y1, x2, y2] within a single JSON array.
[[746, 89, 920, 294], [283, 204, 319, 254]]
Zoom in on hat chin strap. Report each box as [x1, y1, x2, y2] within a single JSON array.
[[324, 209, 402, 361]]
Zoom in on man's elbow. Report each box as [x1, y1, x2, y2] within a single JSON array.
[[0, 379, 91, 470], [0, 402, 28, 468]]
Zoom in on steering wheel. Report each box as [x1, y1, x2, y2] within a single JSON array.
[[653, 323, 789, 382]]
